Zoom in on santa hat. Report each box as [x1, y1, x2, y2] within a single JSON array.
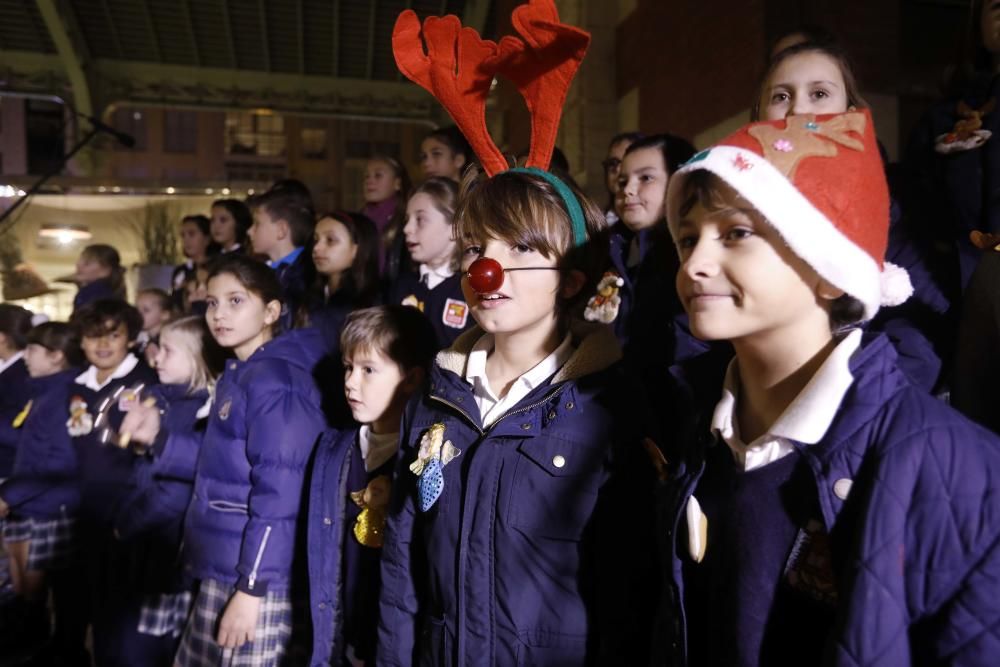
[[665, 110, 912, 321]]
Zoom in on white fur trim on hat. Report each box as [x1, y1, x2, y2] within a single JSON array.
[[667, 146, 884, 320], [880, 261, 913, 307]]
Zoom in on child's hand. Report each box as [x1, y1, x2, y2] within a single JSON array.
[[144, 342, 159, 368], [118, 402, 161, 446], [216, 590, 262, 649], [0, 497, 9, 518]]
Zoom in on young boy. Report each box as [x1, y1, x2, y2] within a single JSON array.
[[247, 182, 317, 329], [69, 299, 165, 666], [307, 305, 437, 666], [654, 110, 1000, 665]]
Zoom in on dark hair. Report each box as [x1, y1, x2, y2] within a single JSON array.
[[308, 211, 380, 310], [137, 288, 173, 315], [0, 304, 34, 349], [949, 0, 998, 95], [422, 125, 473, 171], [767, 25, 840, 62], [368, 155, 412, 203], [624, 133, 697, 177], [340, 305, 438, 373], [72, 298, 144, 340], [608, 131, 646, 150], [211, 199, 253, 248], [181, 214, 211, 237], [27, 321, 84, 367], [678, 170, 868, 329], [206, 255, 284, 333], [457, 165, 609, 322], [249, 186, 316, 248], [751, 41, 868, 121], [80, 244, 126, 300]]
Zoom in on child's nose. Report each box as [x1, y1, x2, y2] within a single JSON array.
[[683, 239, 720, 278]]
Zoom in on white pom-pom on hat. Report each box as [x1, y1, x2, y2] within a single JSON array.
[[879, 261, 913, 307]]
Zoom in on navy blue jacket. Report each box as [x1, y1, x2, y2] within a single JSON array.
[[274, 248, 315, 331], [377, 325, 656, 666], [183, 328, 327, 595], [0, 368, 81, 517], [73, 278, 120, 313], [653, 334, 1000, 666], [388, 270, 473, 350], [0, 355, 30, 478], [115, 384, 209, 542], [72, 357, 159, 525]]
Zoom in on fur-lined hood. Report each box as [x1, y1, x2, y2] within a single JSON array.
[[435, 320, 622, 385]]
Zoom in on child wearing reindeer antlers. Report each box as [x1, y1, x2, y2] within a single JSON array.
[[652, 110, 1000, 666], [377, 2, 657, 665]]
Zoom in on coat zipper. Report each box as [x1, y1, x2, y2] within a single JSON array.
[[428, 385, 567, 436], [247, 525, 272, 590]]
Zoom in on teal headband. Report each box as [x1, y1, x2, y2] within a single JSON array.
[[508, 167, 587, 247]]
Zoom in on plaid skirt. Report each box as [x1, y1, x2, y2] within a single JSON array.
[[138, 590, 194, 638], [26, 513, 78, 571], [1, 515, 33, 542], [174, 579, 294, 667]]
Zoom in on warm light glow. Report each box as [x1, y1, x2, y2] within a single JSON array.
[[221, 187, 231, 195], [166, 186, 176, 194], [0, 185, 17, 197], [39, 224, 92, 245], [247, 188, 255, 195], [98, 186, 107, 193], [112, 186, 121, 193], [205, 188, 214, 195]]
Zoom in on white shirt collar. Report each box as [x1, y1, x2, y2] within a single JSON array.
[[75, 353, 141, 392], [465, 333, 574, 427], [0, 351, 24, 375], [358, 425, 400, 473], [419, 263, 456, 290], [711, 328, 862, 466]]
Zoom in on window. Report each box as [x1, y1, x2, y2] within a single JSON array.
[[111, 107, 148, 151], [301, 128, 327, 160], [225, 111, 286, 157], [164, 110, 198, 153]]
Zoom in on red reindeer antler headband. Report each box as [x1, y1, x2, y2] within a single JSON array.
[[392, 0, 590, 177]]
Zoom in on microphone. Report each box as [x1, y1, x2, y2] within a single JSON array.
[[84, 114, 136, 148]]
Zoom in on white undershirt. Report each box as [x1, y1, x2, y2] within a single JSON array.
[[75, 353, 140, 392], [0, 351, 24, 375], [465, 333, 574, 428]]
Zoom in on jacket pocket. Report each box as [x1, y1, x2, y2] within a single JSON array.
[[417, 616, 452, 667], [508, 437, 606, 541], [515, 629, 588, 666], [207, 499, 249, 514]]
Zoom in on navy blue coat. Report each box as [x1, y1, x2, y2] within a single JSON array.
[[387, 270, 472, 351], [653, 334, 1000, 666], [377, 325, 656, 666], [0, 355, 30, 478], [183, 328, 327, 595], [0, 368, 81, 517], [274, 248, 315, 331], [73, 278, 120, 313], [115, 384, 209, 542], [73, 357, 160, 525]]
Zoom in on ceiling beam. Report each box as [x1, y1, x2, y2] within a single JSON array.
[[98, 0, 123, 58], [463, 0, 491, 35], [257, 0, 271, 72], [332, 0, 340, 77], [138, 0, 163, 63], [34, 0, 92, 116], [181, 0, 201, 67], [297, 0, 304, 75], [220, 0, 238, 69], [366, 0, 377, 80]]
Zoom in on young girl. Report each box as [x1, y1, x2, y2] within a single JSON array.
[[0, 322, 84, 659], [210, 199, 252, 255], [115, 316, 222, 663], [377, 167, 654, 666], [172, 214, 216, 307], [362, 155, 411, 282], [173, 255, 327, 666], [756, 41, 952, 392], [388, 177, 473, 349], [602, 131, 644, 223], [135, 288, 173, 366], [0, 304, 33, 479], [419, 125, 471, 181], [309, 211, 380, 312], [72, 244, 127, 312]]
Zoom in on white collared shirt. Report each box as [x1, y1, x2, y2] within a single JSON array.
[[0, 351, 24, 375], [419, 263, 456, 290], [711, 328, 862, 471], [75, 353, 140, 392], [465, 333, 574, 428], [358, 425, 400, 473]]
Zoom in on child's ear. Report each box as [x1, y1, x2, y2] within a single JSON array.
[[277, 220, 290, 241], [263, 300, 282, 326], [560, 269, 587, 300], [816, 278, 845, 302]]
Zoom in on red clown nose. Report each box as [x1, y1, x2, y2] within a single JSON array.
[[466, 257, 504, 293]]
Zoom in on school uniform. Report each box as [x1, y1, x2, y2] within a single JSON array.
[[114, 384, 211, 647], [70, 353, 166, 667], [270, 246, 314, 331], [0, 351, 30, 478], [307, 425, 399, 666], [73, 278, 119, 313], [176, 328, 327, 667], [377, 324, 656, 666], [388, 265, 472, 350], [653, 331, 1000, 666]]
